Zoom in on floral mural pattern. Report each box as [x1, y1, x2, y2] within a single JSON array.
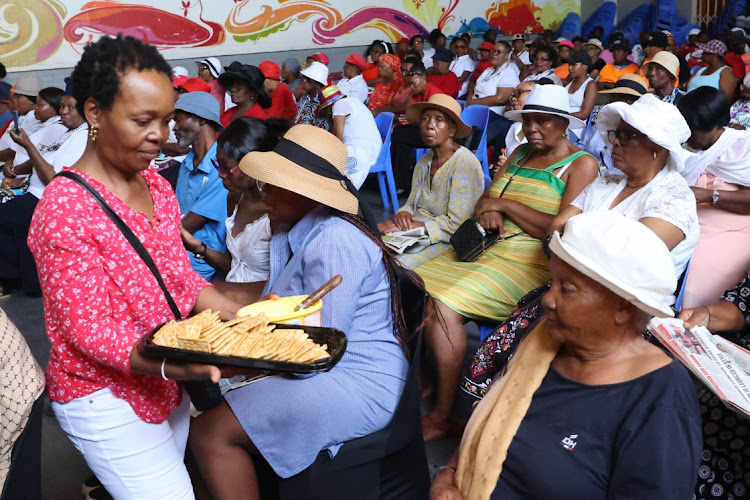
[[1, 0, 578, 71]]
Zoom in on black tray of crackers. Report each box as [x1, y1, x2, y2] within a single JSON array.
[[138, 309, 347, 373]]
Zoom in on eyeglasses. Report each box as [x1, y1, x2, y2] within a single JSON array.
[[198, 64, 209, 72], [510, 89, 531, 100], [607, 129, 644, 147], [211, 157, 238, 175], [490, 50, 508, 55], [407, 70, 427, 77], [535, 57, 550, 62]]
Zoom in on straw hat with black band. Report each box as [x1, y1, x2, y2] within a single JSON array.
[[238, 124, 379, 231], [405, 94, 472, 138], [598, 73, 649, 99]]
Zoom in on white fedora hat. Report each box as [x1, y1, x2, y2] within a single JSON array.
[[504, 85, 586, 129], [548, 212, 677, 318], [596, 93, 691, 171]]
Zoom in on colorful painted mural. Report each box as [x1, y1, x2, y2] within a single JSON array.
[[0, 0, 579, 71]]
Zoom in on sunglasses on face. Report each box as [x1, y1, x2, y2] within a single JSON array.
[[211, 157, 238, 175]]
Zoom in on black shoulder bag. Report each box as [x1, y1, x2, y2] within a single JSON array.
[[56, 171, 222, 410]]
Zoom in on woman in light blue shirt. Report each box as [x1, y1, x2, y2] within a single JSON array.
[[190, 124, 416, 497]]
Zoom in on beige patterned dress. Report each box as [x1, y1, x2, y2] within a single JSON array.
[[395, 146, 484, 269], [0, 307, 44, 491]]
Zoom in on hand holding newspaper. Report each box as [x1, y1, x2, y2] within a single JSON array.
[[382, 227, 430, 254], [648, 317, 750, 418]]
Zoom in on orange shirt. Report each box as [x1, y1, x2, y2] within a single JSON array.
[[554, 63, 569, 81], [599, 62, 640, 84]]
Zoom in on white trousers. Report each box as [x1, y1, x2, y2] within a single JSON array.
[[52, 388, 194, 500]]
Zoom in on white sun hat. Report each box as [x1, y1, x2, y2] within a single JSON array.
[[549, 211, 677, 318], [596, 93, 692, 171], [300, 61, 329, 86], [504, 84, 587, 129]]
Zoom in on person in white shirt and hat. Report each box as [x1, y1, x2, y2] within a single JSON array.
[[318, 85, 381, 188]]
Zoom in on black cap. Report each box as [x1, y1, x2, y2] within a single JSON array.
[[646, 31, 668, 48], [566, 50, 592, 66], [609, 39, 631, 52], [433, 47, 454, 63]]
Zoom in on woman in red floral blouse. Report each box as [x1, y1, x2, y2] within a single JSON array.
[[27, 35, 242, 499]]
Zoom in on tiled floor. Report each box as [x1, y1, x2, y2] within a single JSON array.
[[8, 180, 480, 498]]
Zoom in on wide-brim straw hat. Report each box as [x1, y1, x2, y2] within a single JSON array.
[[596, 93, 691, 171], [549, 212, 677, 318], [405, 94, 472, 138], [505, 85, 586, 129], [598, 73, 649, 98], [238, 124, 359, 215]]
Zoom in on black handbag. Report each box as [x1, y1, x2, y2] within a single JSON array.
[[450, 166, 525, 262], [57, 171, 223, 410], [450, 220, 501, 262]]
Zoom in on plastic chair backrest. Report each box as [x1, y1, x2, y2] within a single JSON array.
[[674, 257, 692, 312], [375, 112, 394, 141], [461, 104, 489, 132]]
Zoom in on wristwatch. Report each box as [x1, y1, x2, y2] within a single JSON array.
[[193, 242, 207, 260], [711, 189, 720, 205]]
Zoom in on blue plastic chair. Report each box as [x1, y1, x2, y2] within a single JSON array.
[[710, 0, 747, 37], [674, 257, 692, 312], [457, 99, 467, 110], [616, 3, 655, 47], [554, 12, 582, 40], [369, 112, 400, 212], [582, 1, 617, 41], [461, 105, 491, 185]]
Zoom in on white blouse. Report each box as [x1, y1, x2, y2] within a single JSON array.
[[571, 167, 699, 277], [225, 209, 272, 283]]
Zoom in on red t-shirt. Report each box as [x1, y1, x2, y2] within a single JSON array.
[[428, 72, 460, 98], [267, 82, 297, 120], [411, 83, 446, 103], [724, 52, 746, 79], [362, 64, 379, 82], [471, 60, 493, 83], [220, 103, 268, 128]]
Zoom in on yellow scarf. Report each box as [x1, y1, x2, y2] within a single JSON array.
[[455, 318, 561, 499]]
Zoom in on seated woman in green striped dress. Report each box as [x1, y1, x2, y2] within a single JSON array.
[[416, 85, 599, 441]]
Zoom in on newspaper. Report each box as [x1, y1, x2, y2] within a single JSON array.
[[648, 318, 750, 417], [382, 227, 431, 254]]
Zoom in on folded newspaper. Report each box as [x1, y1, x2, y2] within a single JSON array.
[[648, 318, 750, 418], [382, 227, 431, 254]]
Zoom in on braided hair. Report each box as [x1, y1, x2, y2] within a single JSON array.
[[339, 213, 428, 358], [70, 34, 172, 117]]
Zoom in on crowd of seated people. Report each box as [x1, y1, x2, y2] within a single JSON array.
[[5, 22, 750, 500]]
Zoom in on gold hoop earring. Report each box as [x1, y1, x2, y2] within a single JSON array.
[[89, 126, 98, 142]]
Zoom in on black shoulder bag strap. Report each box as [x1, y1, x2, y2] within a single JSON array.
[[56, 171, 183, 320]]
